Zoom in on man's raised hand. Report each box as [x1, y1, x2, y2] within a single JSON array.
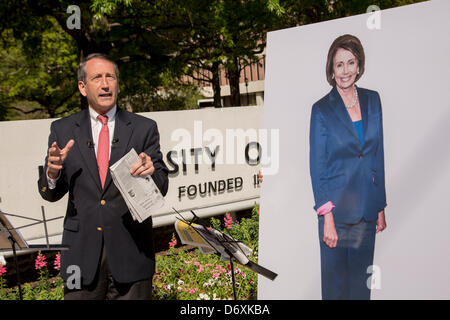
[[47, 139, 75, 179]]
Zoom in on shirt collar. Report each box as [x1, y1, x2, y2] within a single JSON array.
[[89, 105, 117, 123]]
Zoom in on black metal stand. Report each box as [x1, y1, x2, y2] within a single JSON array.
[[173, 208, 278, 300], [221, 240, 240, 300], [0, 207, 68, 300], [229, 257, 238, 300], [8, 237, 23, 300]]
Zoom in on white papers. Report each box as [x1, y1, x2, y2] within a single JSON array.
[[110, 148, 165, 223], [174, 219, 253, 265]]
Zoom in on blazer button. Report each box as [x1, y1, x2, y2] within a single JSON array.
[[97, 227, 102, 231], [100, 200, 106, 205]]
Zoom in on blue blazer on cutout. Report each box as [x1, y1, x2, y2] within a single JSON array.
[[309, 86, 386, 224]]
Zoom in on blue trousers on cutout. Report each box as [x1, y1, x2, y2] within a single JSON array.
[[318, 216, 377, 300]]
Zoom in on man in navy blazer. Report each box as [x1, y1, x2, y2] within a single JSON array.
[[38, 53, 168, 299]]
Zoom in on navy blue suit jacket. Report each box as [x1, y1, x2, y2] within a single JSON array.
[[309, 86, 386, 224], [38, 108, 169, 285]]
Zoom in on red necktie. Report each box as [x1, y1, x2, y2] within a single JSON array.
[[97, 115, 109, 188]]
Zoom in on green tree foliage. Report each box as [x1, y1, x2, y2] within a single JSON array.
[[215, 0, 280, 107], [91, 0, 283, 108], [0, 18, 79, 120], [0, 0, 200, 119]]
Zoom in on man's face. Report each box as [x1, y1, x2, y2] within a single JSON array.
[[78, 58, 119, 114]]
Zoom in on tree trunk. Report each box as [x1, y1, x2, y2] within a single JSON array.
[[228, 56, 241, 107], [211, 61, 222, 108]]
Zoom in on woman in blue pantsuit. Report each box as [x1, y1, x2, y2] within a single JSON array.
[[309, 34, 387, 300]]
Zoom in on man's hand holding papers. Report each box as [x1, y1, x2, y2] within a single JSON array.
[[110, 148, 164, 223]]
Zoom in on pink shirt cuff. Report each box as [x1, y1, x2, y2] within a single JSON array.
[[317, 201, 335, 216]]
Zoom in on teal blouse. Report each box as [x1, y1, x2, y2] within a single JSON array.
[[353, 120, 365, 146]]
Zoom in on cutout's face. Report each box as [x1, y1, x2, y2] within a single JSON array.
[[333, 48, 359, 90]]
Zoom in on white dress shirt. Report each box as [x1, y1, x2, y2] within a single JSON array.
[[47, 105, 117, 189], [89, 105, 117, 157]]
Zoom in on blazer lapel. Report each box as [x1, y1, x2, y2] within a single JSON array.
[[102, 108, 133, 193], [357, 86, 369, 143], [327, 86, 360, 142], [73, 109, 102, 192]]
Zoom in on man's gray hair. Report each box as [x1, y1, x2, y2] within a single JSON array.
[[77, 53, 120, 83]]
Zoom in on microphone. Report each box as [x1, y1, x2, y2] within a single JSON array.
[[112, 138, 119, 144], [87, 140, 95, 148]]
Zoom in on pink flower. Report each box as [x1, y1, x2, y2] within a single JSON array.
[[0, 264, 6, 276], [54, 253, 61, 271], [169, 240, 177, 247], [169, 233, 177, 247], [224, 213, 233, 229], [35, 252, 47, 270], [189, 288, 199, 294], [257, 209, 260, 215], [197, 265, 204, 273]]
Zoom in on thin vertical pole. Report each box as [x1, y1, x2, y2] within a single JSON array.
[[230, 259, 237, 300], [10, 239, 23, 300], [41, 206, 49, 249]]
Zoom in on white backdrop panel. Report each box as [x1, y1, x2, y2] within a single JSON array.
[[258, 0, 450, 299]]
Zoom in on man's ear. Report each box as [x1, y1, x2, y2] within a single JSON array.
[[78, 80, 87, 97]]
